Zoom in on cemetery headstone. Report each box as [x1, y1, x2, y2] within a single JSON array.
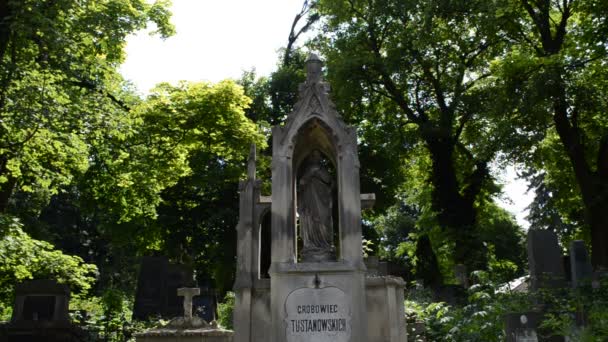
[[505, 312, 541, 342], [527, 230, 565, 290], [569, 240, 592, 288]]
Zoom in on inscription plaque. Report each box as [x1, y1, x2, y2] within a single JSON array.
[[285, 286, 351, 342]]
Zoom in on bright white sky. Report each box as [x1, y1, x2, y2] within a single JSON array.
[[119, 0, 533, 228], [120, 0, 309, 93]]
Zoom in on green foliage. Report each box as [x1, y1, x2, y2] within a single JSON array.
[[217, 291, 235, 330], [312, 0, 517, 270], [83, 80, 265, 225], [406, 272, 509, 341], [71, 290, 159, 342], [0, 214, 98, 318], [0, 0, 175, 211], [537, 279, 608, 341]]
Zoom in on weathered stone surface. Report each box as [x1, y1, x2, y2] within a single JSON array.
[[285, 286, 351, 342], [297, 150, 336, 262], [177, 288, 200, 319], [365, 276, 407, 342]]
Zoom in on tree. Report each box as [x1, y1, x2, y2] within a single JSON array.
[[313, 0, 510, 271], [496, 0, 608, 267], [0, 0, 174, 212]]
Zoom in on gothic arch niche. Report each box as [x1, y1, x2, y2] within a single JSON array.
[[292, 118, 341, 262]]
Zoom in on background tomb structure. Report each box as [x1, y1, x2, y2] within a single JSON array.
[[0, 279, 85, 342], [233, 54, 407, 342]]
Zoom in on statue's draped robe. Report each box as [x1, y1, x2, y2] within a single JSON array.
[[298, 162, 333, 254]]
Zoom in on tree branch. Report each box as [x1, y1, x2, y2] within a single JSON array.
[[70, 79, 131, 112]]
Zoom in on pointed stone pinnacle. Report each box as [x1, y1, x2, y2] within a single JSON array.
[[306, 53, 323, 83]]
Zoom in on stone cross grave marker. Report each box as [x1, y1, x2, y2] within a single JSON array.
[[177, 287, 200, 319]]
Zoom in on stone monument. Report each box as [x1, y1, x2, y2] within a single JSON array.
[[233, 54, 406, 342], [527, 230, 565, 290]]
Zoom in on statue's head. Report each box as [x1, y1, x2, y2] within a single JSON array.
[[310, 150, 322, 164]]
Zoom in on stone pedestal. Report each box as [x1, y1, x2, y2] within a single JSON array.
[[269, 262, 367, 342], [365, 276, 407, 342], [136, 330, 232, 342]]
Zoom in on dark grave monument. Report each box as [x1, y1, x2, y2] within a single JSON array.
[[569, 240, 592, 288], [133, 256, 196, 320], [527, 230, 565, 290], [0, 279, 84, 342]]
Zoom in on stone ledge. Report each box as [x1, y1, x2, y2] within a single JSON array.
[[136, 329, 233, 337], [365, 275, 406, 288], [269, 260, 366, 274]]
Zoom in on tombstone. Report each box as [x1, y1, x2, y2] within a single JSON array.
[[192, 287, 217, 322], [0, 279, 84, 342], [136, 288, 233, 342], [527, 230, 565, 290], [133, 257, 195, 320], [232, 55, 407, 342], [505, 312, 541, 342], [569, 240, 592, 288]]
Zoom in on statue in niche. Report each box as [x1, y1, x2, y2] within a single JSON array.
[[297, 150, 335, 262]]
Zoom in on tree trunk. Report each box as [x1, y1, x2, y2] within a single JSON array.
[[0, 154, 15, 213], [426, 138, 488, 271], [550, 71, 608, 269]]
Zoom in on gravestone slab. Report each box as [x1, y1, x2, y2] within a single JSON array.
[[505, 312, 540, 342], [134, 257, 169, 319], [284, 286, 351, 342], [133, 257, 195, 320], [569, 240, 592, 288], [527, 230, 565, 290]]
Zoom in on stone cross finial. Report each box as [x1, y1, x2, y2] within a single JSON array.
[[177, 287, 200, 319]]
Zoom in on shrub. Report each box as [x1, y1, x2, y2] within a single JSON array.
[[217, 291, 235, 329]]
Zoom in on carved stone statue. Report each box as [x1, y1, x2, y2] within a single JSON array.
[[297, 150, 335, 262]]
